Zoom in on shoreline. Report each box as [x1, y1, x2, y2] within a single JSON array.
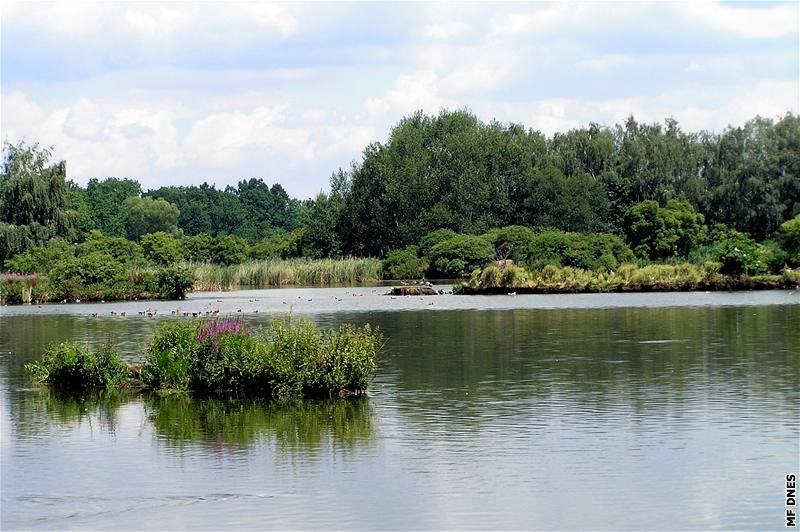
[[455, 277, 799, 295]]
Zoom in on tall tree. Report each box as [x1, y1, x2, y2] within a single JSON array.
[[0, 141, 75, 262]]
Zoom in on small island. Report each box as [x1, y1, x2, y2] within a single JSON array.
[[25, 317, 382, 398]]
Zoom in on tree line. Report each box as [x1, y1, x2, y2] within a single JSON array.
[[2, 109, 798, 267]]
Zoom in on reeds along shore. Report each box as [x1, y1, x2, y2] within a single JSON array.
[[191, 258, 384, 291], [455, 262, 800, 294]]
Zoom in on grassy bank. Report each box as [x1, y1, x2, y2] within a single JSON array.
[[26, 316, 382, 398], [455, 262, 800, 294], [1, 266, 195, 305], [191, 258, 383, 291]]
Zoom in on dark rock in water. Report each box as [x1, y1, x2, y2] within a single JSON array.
[[388, 286, 438, 296]]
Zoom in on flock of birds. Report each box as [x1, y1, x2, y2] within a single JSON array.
[[80, 288, 455, 317]]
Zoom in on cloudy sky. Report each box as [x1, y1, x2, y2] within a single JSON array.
[[2, 1, 798, 198]]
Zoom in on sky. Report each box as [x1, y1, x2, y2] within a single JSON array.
[[1, 1, 798, 198]]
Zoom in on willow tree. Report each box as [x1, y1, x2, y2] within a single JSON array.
[[0, 141, 76, 263]]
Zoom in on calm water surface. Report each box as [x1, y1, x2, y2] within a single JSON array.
[[2, 287, 799, 530]]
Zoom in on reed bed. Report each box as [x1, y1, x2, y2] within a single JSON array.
[[191, 258, 384, 291], [457, 262, 800, 294]]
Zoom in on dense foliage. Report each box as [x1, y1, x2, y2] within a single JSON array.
[[27, 317, 383, 398], [0, 142, 76, 262], [3, 110, 799, 293], [459, 262, 799, 294]]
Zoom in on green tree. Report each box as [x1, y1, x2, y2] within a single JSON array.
[[428, 234, 494, 278], [384, 246, 428, 279], [483, 225, 536, 260], [297, 192, 342, 258], [140, 232, 182, 265], [0, 141, 75, 262], [122, 196, 180, 240], [181, 233, 214, 262], [211, 235, 250, 265], [779, 214, 800, 266], [625, 200, 706, 260], [85, 177, 141, 237]]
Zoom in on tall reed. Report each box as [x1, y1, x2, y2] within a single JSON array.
[[191, 258, 383, 291]]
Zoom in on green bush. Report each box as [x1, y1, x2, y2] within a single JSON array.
[[181, 233, 213, 262], [625, 200, 707, 260], [140, 321, 200, 390], [140, 231, 181, 265], [155, 265, 195, 299], [428, 234, 494, 278], [211, 234, 250, 265], [419, 229, 459, 258], [140, 317, 382, 397], [714, 231, 767, 275], [25, 341, 131, 389], [4, 238, 73, 273], [526, 231, 634, 271], [384, 246, 428, 279], [249, 228, 304, 260], [0, 277, 26, 304], [483, 225, 536, 260], [81, 231, 144, 264], [780, 214, 800, 266], [761, 239, 789, 274]]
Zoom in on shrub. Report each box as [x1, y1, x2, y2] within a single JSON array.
[[483, 225, 535, 260], [780, 214, 800, 266], [155, 265, 195, 299], [25, 340, 131, 389], [181, 233, 213, 262], [625, 200, 706, 260], [419, 229, 459, 258], [761, 239, 789, 274], [4, 238, 73, 273], [211, 234, 250, 265], [140, 231, 182, 265], [714, 231, 767, 275], [140, 317, 382, 397], [526, 231, 633, 271], [81, 231, 144, 264], [428, 234, 494, 278], [384, 246, 428, 279], [0, 276, 26, 304]]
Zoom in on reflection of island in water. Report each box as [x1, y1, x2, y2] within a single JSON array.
[[14, 389, 375, 453]]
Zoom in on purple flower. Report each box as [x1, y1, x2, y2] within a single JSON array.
[[196, 318, 250, 347]]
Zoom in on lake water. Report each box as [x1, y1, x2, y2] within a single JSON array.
[[2, 287, 799, 529]]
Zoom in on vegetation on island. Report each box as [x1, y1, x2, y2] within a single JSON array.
[[2, 109, 799, 302], [26, 316, 382, 398]]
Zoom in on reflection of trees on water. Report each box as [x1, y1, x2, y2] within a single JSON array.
[[143, 394, 375, 453], [366, 305, 800, 426], [11, 388, 129, 438], [10, 388, 375, 454]]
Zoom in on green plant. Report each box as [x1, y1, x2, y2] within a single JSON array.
[[713, 231, 767, 275], [140, 231, 182, 265], [138, 317, 382, 397], [780, 214, 800, 266], [428, 234, 494, 278], [155, 265, 195, 299], [384, 246, 428, 279], [25, 340, 131, 389], [211, 234, 250, 265], [483, 225, 535, 260]]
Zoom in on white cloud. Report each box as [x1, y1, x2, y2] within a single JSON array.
[[422, 21, 469, 40], [2, 2, 299, 44], [679, 2, 798, 39], [685, 62, 706, 73], [576, 54, 633, 70]]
